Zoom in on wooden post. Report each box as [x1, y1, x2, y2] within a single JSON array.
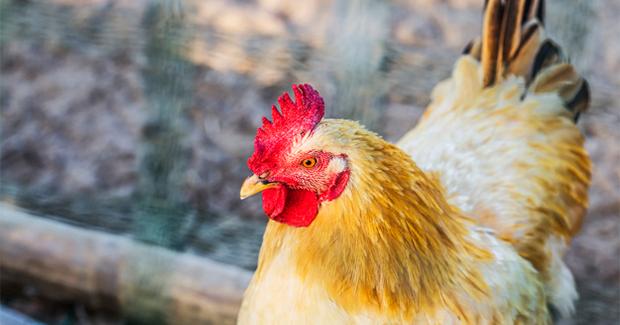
[[0, 203, 252, 324]]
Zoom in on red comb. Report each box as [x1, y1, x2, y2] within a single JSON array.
[[248, 84, 325, 172]]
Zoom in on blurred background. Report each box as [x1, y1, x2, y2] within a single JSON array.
[[0, 0, 618, 324]]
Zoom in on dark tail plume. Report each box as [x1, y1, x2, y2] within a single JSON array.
[[464, 0, 589, 122]]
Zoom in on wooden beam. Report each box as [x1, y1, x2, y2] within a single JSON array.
[[0, 203, 252, 324]]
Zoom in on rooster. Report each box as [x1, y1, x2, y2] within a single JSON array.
[[238, 0, 590, 323]]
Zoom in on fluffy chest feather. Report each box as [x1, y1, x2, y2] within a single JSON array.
[[238, 245, 356, 324], [237, 224, 549, 325]]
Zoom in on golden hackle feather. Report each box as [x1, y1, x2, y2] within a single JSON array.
[[261, 127, 490, 318]]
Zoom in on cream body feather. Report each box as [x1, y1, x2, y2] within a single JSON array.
[[398, 56, 589, 316]]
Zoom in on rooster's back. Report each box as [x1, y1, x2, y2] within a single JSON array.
[[398, 0, 591, 318]]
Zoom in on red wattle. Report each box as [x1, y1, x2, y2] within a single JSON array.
[[262, 185, 287, 217], [262, 186, 319, 227]]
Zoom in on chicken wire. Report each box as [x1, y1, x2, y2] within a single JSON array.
[[1, 0, 619, 324], [0, 0, 458, 270]]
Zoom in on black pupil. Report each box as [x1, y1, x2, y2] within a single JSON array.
[[305, 159, 312, 166]]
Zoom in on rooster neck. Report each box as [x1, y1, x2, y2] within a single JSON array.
[[255, 125, 492, 317]]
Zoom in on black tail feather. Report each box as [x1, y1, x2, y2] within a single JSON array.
[[466, 0, 589, 123], [566, 79, 590, 122], [531, 40, 563, 76]]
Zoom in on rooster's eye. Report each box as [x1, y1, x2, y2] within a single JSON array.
[[301, 157, 317, 168]]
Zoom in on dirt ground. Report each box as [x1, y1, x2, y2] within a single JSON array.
[[1, 0, 618, 324]]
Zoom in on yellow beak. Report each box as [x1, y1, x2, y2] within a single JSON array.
[[240, 174, 279, 200]]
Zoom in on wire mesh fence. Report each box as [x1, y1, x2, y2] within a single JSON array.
[[1, 0, 618, 324]]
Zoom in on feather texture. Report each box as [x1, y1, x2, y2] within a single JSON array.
[[240, 119, 549, 324], [399, 55, 590, 317], [240, 0, 591, 322], [474, 0, 589, 121]]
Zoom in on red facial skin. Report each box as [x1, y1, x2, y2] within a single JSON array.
[[257, 152, 350, 227], [247, 84, 349, 227]]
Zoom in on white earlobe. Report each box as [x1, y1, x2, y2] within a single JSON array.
[[327, 157, 347, 174]]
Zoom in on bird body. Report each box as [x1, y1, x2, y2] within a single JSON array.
[[238, 0, 590, 323], [239, 119, 549, 324], [398, 56, 589, 317]]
